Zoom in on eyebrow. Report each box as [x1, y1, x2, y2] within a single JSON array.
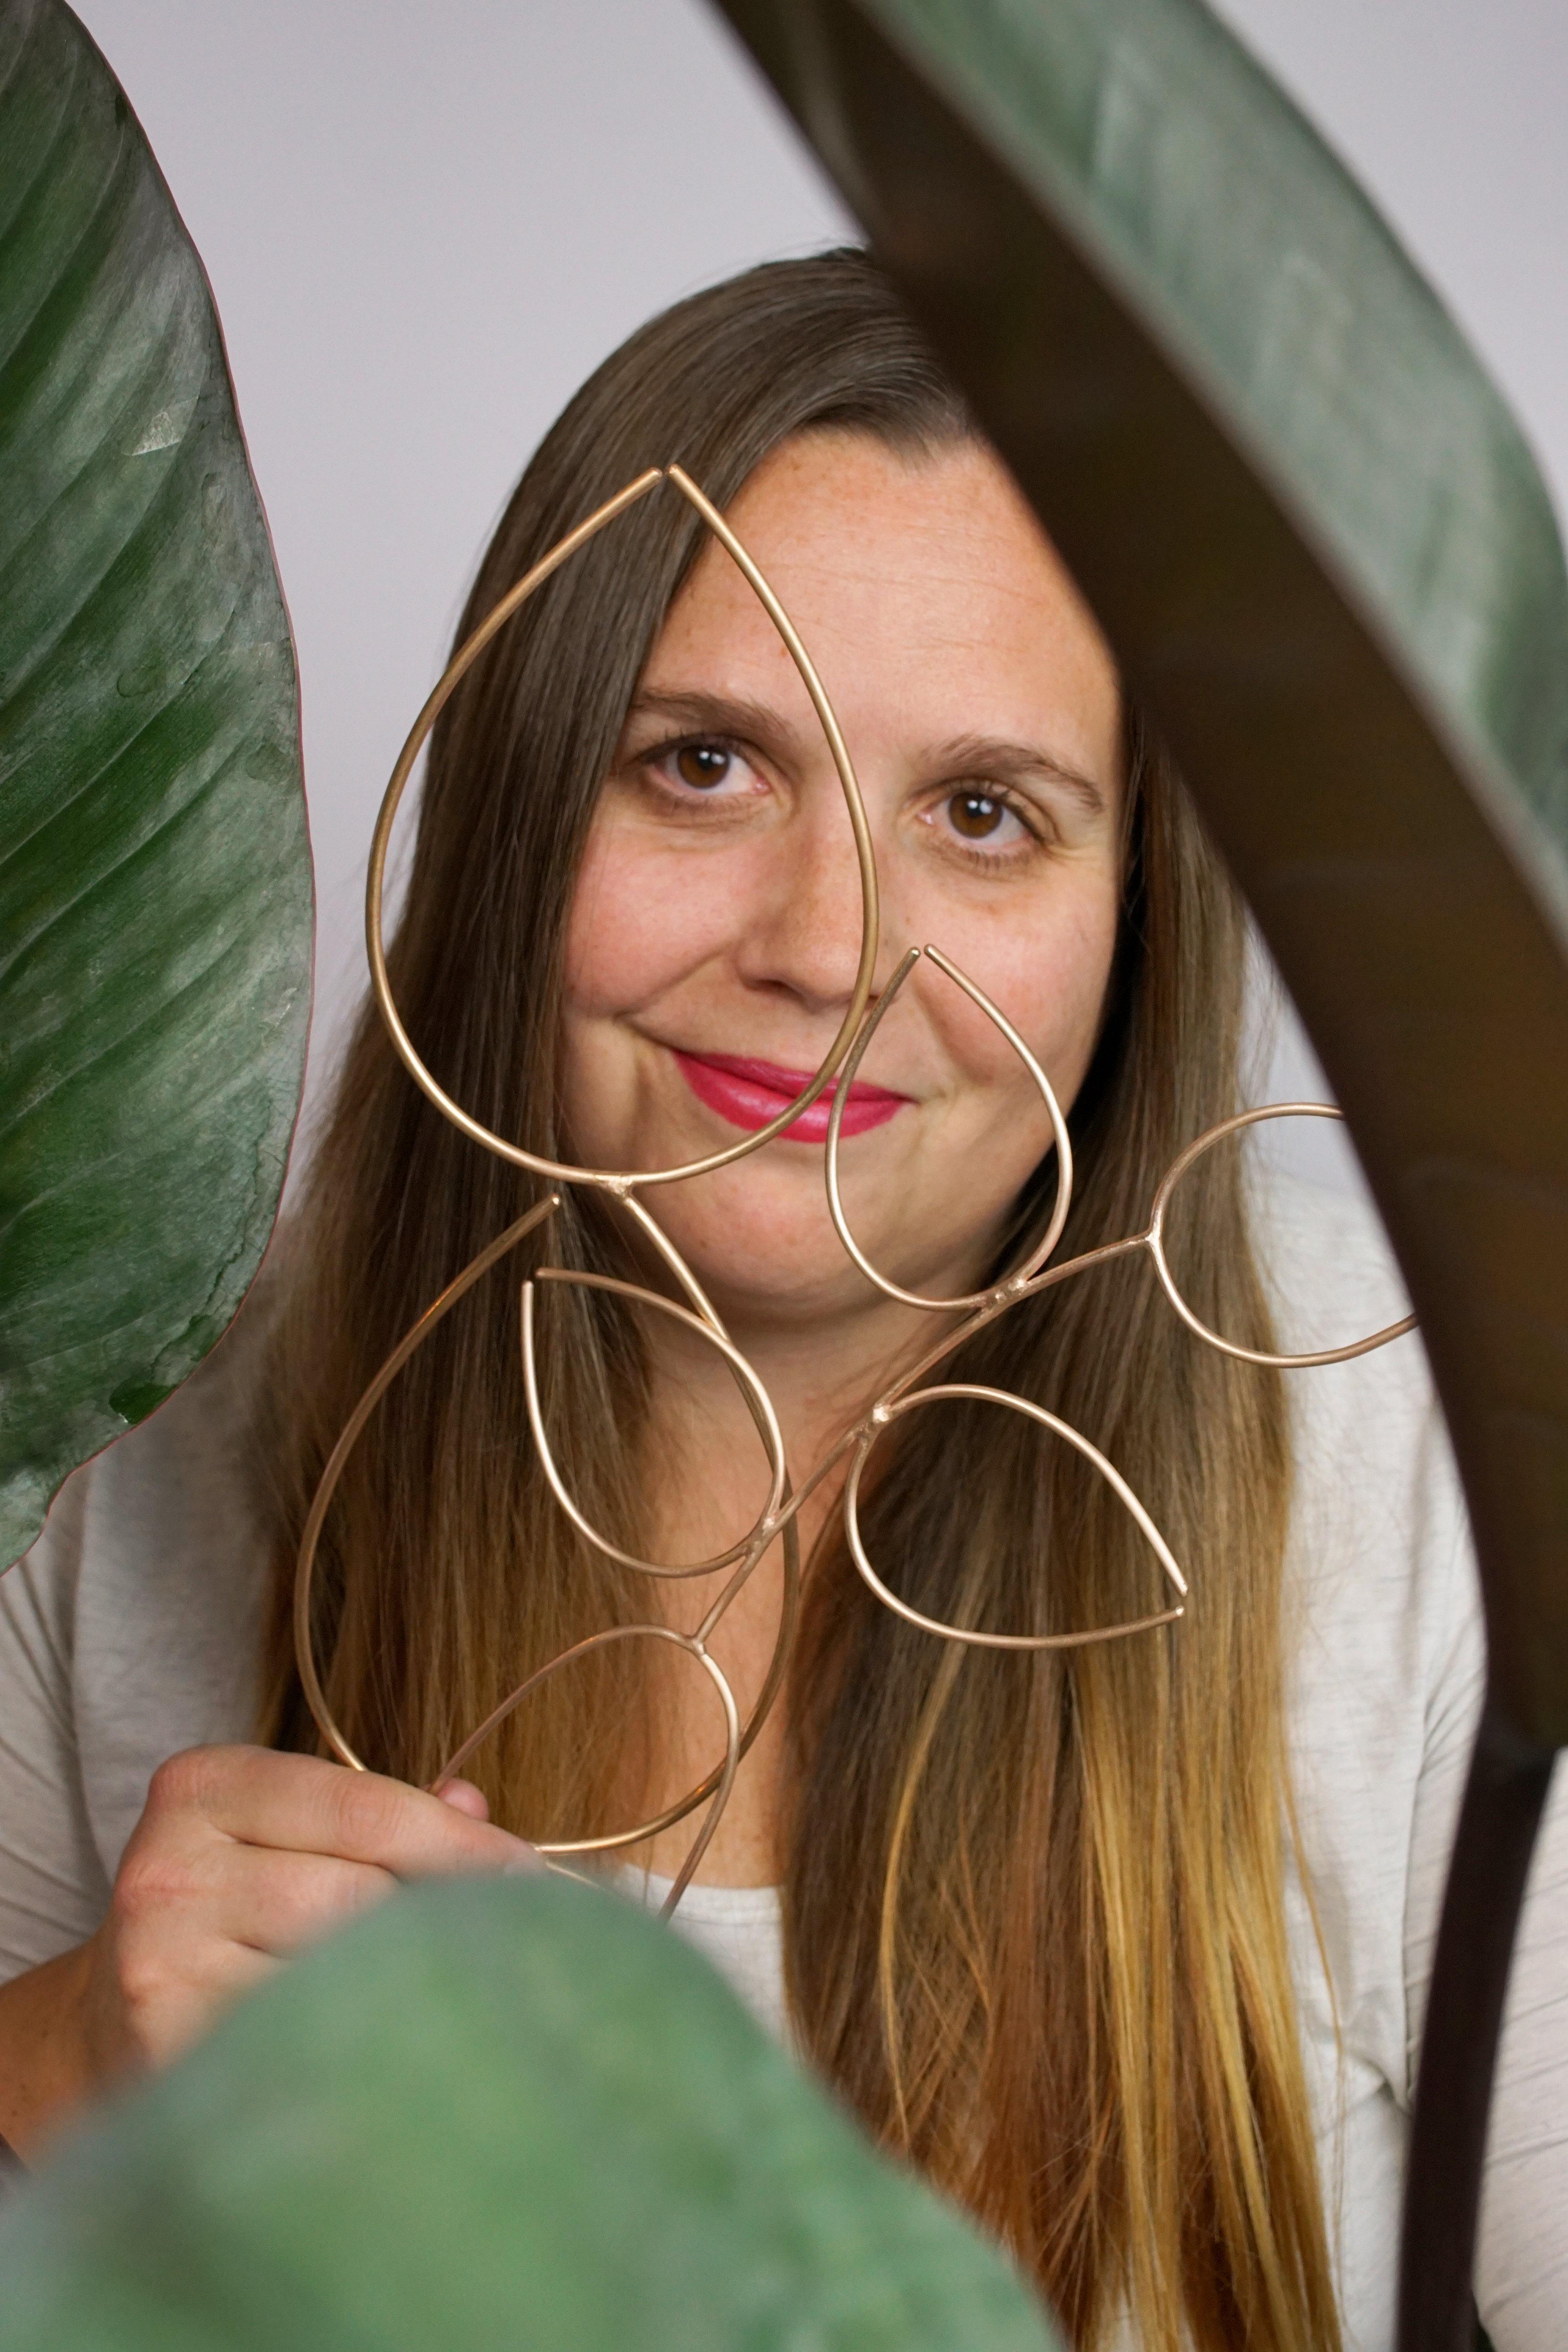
[[619, 689, 803, 768], [620, 694, 1110, 817], [921, 734, 1109, 818]]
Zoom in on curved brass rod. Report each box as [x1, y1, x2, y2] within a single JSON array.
[[656, 1637, 743, 1916], [751, 1421, 863, 1542], [865, 1098, 1418, 1412], [882, 1235, 1147, 1410], [843, 1381, 1187, 1651], [619, 1190, 728, 1336], [521, 1271, 786, 1578], [824, 944, 1074, 1312], [693, 1514, 786, 1648], [1145, 1104, 1418, 1367], [720, 1240, 1151, 1603], [428, 1510, 800, 1853], [364, 464, 880, 1193], [293, 1194, 561, 1772], [665, 462, 883, 1128], [431, 1619, 739, 1906], [364, 468, 660, 1188], [606, 1189, 801, 1637], [326, 455, 1422, 1912]]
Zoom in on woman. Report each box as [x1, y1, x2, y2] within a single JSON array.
[[0, 252, 1562, 2351]]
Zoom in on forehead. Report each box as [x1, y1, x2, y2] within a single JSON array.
[[643, 432, 1122, 782]]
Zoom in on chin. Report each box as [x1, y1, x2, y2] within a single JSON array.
[[635, 1171, 856, 1297], [699, 1254, 891, 1332]]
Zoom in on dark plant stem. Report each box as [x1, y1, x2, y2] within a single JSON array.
[[1398, 1704, 1557, 2352]]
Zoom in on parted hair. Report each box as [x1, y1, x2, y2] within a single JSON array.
[[260, 250, 1339, 2352]]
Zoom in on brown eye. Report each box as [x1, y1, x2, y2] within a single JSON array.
[[675, 744, 731, 790], [948, 790, 1005, 839]]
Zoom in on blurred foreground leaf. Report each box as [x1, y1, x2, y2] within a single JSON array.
[[0, 1875, 1059, 2350], [0, 0, 310, 1565]]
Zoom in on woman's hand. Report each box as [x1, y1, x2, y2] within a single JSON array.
[[0, 1743, 533, 2156]]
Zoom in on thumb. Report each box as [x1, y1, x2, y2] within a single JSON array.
[[431, 1777, 491, 1822]]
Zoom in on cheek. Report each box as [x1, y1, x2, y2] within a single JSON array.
[[563, 818, 726, 1017], [933, 876, 1122, 1112]]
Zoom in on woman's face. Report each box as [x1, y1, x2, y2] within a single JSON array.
[[562, 431, 1124, 1329]]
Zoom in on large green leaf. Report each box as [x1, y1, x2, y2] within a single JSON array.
[[0, 0, 310, 1566], [858, 0, 1568, 864], [715, 0, 1568, 1746], [0, 1875, 1059, 2349], [711, 3, 1568, 2337]]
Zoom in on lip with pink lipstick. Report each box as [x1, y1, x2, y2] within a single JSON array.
[[671, 1050, 910, 1143]]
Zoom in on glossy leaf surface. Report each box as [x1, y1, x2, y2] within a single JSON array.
[[712, 2, 1568, 2338], [0, 1875, 1059, 2349], [0, 0, 310, 1565], [716, 0, 1568, 1737]]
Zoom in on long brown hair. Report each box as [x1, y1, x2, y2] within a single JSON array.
[[261, 252, 1338, 2351]]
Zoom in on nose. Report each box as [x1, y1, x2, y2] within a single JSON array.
[[733, 787, 883, 1017]]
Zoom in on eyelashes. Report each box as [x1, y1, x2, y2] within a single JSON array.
[[918, 786, 1041, 865], [629, 733, 1053, 866], [640, 734, 762, 804]]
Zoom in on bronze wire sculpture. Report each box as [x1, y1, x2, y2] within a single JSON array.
[[293, 460, 1415, 1917]]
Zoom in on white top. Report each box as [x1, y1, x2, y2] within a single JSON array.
[[1, 1175, 1564, 2349]]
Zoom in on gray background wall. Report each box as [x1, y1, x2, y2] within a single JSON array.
[[69, 1, 1568, 1200]]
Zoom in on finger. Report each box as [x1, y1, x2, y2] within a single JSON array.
[[166, 1746, 532, 1877], [433, 1778, 490, 1822], [206, 1844, 400, 1958], [116, 1942, 281, 2073]]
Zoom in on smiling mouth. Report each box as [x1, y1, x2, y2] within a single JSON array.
[[670, 1050, 909, 1143]]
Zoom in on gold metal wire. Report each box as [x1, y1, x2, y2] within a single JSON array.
[[294, 465, 1418, 1914], [520, 1272, 787, 1579], [824, 944, 1075, 1312], [292, 1194, 561, 1773], [363, 466, 881, 1192], [1145, 1103, 1417, 1366], [435, 1621, 741, 1884], [842, 1385, 1187, 1651]]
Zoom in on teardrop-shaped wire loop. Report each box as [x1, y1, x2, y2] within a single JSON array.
[[432, 1513, 798, 1865], [824, 943, 1075, 1313], [294, 1193, 562, 1771], [1146, 1103, 1418, 1367], [364, 464, 881, 1193], [522, 1269, 786, 1577], [842, 1382, 1187, 1651], [428, 1619, 741, 1917]]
